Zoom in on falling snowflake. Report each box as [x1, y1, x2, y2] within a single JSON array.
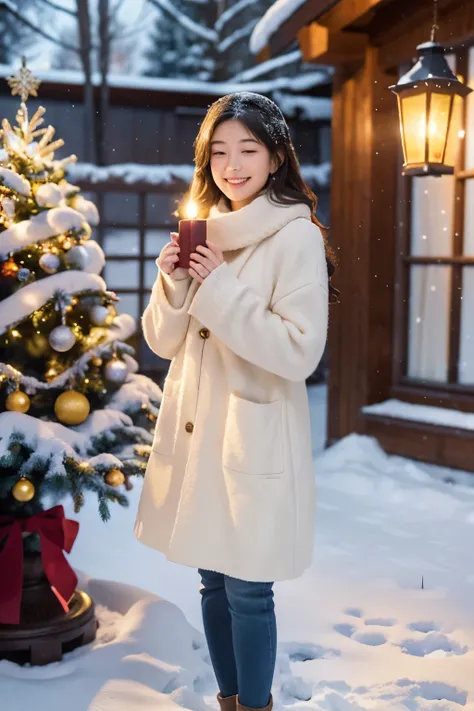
[[7, 57, 41, 103]]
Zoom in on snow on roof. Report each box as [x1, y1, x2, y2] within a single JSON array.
[[0, 63, 330, 97], [68, 163, 196, 185], [250, 0, 309, 55], [68, 161, 331, 188]]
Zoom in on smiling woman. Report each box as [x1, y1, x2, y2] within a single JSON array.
[[209, 122, 282, 211]]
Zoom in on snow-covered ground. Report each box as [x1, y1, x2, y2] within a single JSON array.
[[2, 385, 474, 710]]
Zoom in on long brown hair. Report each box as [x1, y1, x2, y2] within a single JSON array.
[[179, 92, 339, 302]]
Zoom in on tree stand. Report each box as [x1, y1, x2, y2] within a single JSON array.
[[0, 552, 97, 665]]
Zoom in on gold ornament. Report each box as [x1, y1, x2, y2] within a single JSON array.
[[91, 357, 103, 367], [8, 57, 41, 103], [26, 332, 50, 358], [104, 469, 125, 487], [12, 477, 35, 502], [6, 390, 31, 413], [54, 390, 90, 425], [2, 257, 19, 277]]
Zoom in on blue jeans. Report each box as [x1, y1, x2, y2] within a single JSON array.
[[199, 569, 276, 709]]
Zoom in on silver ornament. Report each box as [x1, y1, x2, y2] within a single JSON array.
[[64, 245, 90, 270], [49, 325, 76, 352], [90, 305, 112, 326], [104, 357, 128, 384], [17, 267, 31, 281], [39, 252, 60, 274]]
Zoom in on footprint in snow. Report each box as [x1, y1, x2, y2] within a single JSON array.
[[283, 641, 340, 662], [407, 620, 441, 633], [399, 633, 468, 657], [334, 623, 387, 647], [365, 617, 396, 627]]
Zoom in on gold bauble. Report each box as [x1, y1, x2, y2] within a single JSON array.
[[26, 333, 50, 358], [104, 469, 125, 487], [6, 390, 31, 413], [12, 477, 35, 502], [91, 357, 103, 367], [2, 257, 18, 277], [54, 390, 90, 425]]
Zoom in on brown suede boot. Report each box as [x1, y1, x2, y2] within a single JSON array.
[[237, 695, 273, 711], [217, 693, 238, 711]]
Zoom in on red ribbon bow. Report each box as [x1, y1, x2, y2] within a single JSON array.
[[0, 505, 79, 625]]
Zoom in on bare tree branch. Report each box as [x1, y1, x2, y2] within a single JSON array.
[[147, 0, 217, 43], [110, 0, 127, 15], [35, 0, 76, 17], [0, 0, 80, 51]]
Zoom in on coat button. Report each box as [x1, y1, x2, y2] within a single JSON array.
[[199, 328, 210, 339], [185, 422, 194, 433]]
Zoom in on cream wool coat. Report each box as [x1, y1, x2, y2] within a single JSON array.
[[134, 192, 329, 582]]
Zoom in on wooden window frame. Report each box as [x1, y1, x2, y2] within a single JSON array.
[[391, 45, 474, 412], [78, 180, 185, 384]]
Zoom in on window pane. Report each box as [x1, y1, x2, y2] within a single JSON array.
[[463, 179, 474, 255], [115, 293, 139, 320], [145, 259, 158, 289], [146, 193, 180, 225], [145, 229, 172, 257], [459, 267, 474, 384], [103, 192, 140, 225], [407, 265, 451, 381], [102, 229, 140, 256], [103, 260, 140, 289], [410, 176, 454, 256], [465, 47, 474, 170]]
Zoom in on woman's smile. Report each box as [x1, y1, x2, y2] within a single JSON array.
[[225, 177, 250, 186]]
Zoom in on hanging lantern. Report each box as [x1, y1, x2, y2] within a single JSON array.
[[390, 32, 472, 177]]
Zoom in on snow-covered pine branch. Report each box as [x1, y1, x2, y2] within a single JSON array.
[[218, 18, 258, 54], [232, 49, 301, 82], [147, 0, 218, 42], [215, 0, 255, 33]]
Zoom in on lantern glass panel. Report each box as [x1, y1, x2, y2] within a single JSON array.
[[444, 92, 463, 168], [427, 91, 453, 164], [400, 91, 428, 165]]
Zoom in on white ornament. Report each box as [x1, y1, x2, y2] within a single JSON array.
[[36, 183, 62, 208], [104, 357, 128, 384], [39, 252, 61, 274], [64, 245, 90, 270], [49, 325, 76, 352], [0, 167, 31, 196], [90, 305, 112, 326]]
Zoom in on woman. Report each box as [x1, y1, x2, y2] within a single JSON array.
[[134, 92, 336, 711]]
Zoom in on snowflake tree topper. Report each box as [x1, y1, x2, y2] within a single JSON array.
[[8, 56, 41, 103]]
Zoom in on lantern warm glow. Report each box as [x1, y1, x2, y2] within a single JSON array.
[[390, 42, 472, 177]]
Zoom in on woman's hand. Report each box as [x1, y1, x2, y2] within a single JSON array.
[[189, 242, 224, 283], [157, 232, 180, 276]]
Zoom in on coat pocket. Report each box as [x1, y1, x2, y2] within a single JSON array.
[[152, 378, 180, 457], [223, 394, 284, 476]]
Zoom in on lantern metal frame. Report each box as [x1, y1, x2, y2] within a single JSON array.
[[390, 41, 472, 177]]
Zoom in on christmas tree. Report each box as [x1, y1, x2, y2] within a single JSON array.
[[0, 60, 161, 631]]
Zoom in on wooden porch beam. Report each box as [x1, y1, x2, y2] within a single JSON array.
[[318, 0, 389, 33], [298, 21, 368, 64]]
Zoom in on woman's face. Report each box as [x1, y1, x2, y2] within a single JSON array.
[[210, 119, 278, 211]]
